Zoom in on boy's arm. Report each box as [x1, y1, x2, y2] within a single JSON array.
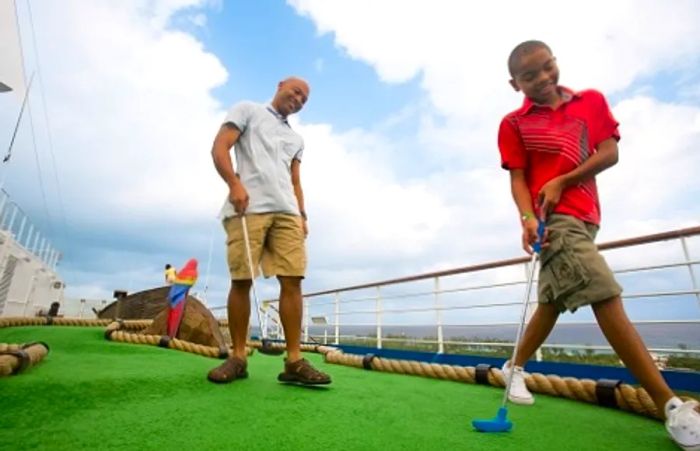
[[510, 169, 541, 254], [538, 137, 619, 217], [211, 123, 248, 214], [291, 159, 307, 236]]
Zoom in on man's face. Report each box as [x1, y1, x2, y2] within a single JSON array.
[[273, 79, 310, 117], [509, 47, 559, 105]]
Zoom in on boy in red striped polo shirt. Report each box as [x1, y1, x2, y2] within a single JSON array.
[[498, 40, 699, 450]]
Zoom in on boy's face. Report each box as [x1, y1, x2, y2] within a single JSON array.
[[509, 47, 559, 105]]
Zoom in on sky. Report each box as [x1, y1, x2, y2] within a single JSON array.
[[0, 0, 699, 328]]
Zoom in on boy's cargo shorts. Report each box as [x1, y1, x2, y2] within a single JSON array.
[[538, 214, 622, 313]]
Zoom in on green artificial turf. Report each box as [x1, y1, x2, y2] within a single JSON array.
[[0, 326, 677, 450]]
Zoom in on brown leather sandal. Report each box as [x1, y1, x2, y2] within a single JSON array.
[[207, 357, 248, 383], [277, 358, 332, 385]]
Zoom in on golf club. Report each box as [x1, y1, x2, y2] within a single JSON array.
[[472, 220, 545, 432], [241, 216, 284, 356]]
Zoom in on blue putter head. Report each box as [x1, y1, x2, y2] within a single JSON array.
[[472, 407, 513, 433]]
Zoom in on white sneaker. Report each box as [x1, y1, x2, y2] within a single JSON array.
[[502, 361, 534, 405], [666, 397, 700, 450]]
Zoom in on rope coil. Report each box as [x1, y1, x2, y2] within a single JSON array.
[[0, 342, 49, 376], [105, 321, 252, 358]]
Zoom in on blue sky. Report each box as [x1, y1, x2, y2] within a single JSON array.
[[1, 0, 699, 328], [190, 1, 425, 132]]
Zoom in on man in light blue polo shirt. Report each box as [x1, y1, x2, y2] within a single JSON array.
[[208, 77, 331, 385]]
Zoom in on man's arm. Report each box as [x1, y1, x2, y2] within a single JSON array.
[[538, 137, 619, 217], [211, 123, 248, 214], [290, 159, 307, 236]]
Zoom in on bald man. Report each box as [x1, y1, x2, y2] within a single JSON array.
[[208, 77, 331, 385]]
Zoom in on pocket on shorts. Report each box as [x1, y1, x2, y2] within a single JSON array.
[[539, 233, 590, 304]]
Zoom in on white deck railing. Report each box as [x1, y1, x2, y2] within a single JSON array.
[[0, 189, 60, 269], [214, 225, 700, 358]]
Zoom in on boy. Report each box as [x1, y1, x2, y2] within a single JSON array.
[[498, 40, 699, 450]]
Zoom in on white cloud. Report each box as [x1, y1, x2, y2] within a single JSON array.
[[17, 0, 228, 228], [4, 0, 699, 327], [287, 0, 700, 190], [679, 82, 700, 101], [598, 96, 700, 240], [0, 0, 232, 300], [190, 13, 207, 27], [284, 0, 700, 325], [298, 121, 451, 262], [288, 0, 700, 239], [290, 0, 700, 119]]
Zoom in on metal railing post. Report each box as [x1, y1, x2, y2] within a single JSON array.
[[38, 238, 46, 258], [275, 305, 282, 339], [376, 286, 383, 349], [17, 216, 27, 244], [434, 276, 444, 354], [0, 193, 8, 227], [41, 245, 49, 264], [334, 291, 340, 345], [51, 250, 60, 269], [680, 236, 700, 307], [303, 297, 309, 342], [31, 231, 40, 254], [24, 224, 34, 249], [7, 205, 18, 234]]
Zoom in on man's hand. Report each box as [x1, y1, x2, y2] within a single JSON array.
[[229, 183, 249, 214], [301, 218, 308, 237], [537, 176, 564, 220]]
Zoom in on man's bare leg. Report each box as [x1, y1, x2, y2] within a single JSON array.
[[278, 276, 302, 362], [228, 279, 252, 360]]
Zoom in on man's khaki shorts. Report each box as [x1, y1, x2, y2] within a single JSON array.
[[223, 213, 306, 280], [538, 214, 622, 313]]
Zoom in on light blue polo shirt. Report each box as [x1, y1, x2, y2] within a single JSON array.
[[219, 101, 304, 218]]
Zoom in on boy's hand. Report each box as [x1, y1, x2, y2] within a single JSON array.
[[521, 218, 548, 254], [537, 176, 565, 219]]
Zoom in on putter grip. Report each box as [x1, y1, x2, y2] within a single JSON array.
[[533, 220, 545, 254]]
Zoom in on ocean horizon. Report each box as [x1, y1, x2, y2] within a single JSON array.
[[295, 323, 700, 350]]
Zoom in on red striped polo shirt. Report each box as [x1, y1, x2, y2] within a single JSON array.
[[498, 87, 620, 225]]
